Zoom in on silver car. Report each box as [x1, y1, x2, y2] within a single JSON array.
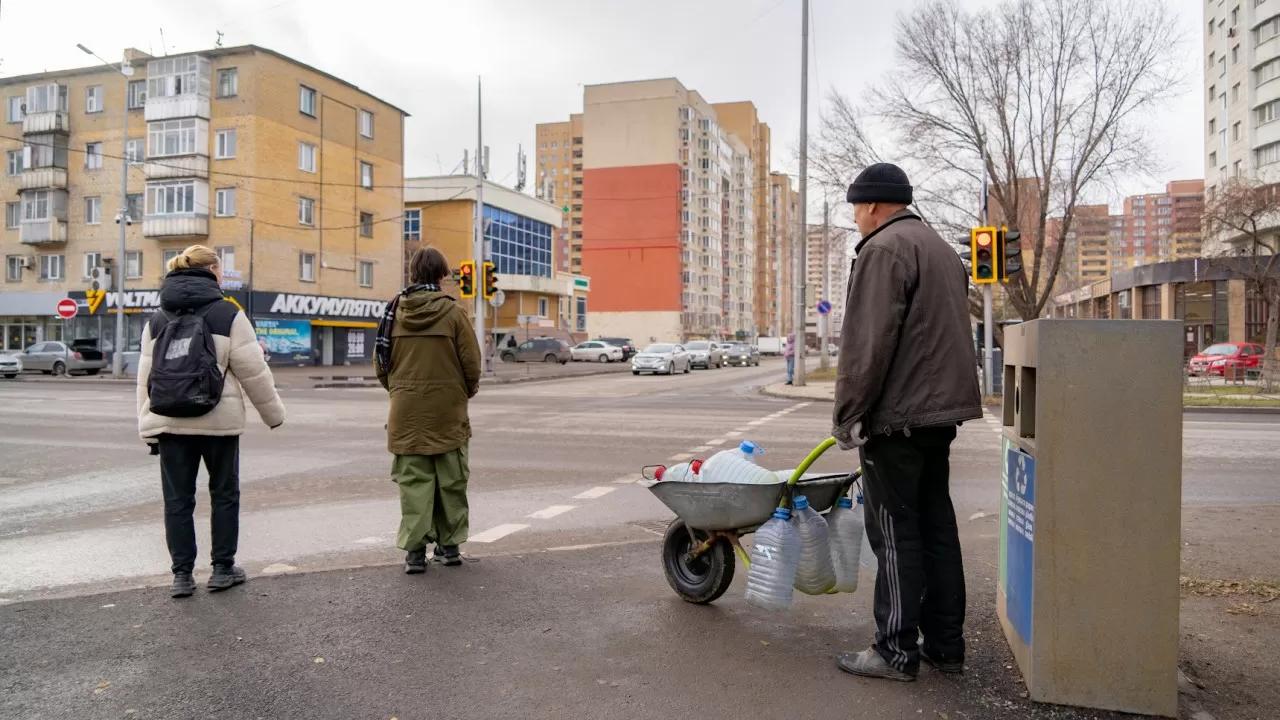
[[631, 343, 691, 375], [0, 352, 21, 379], [684, 340, 725, 369], [20, 340, 109, 376]]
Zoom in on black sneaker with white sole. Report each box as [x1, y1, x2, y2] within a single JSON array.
[[435, 545, 462, 567], [206, 565, 247, 591]]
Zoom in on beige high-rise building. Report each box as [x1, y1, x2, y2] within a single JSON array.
[[0, 45, 406, 365], [769, 172, 799, 337], [712, 102, 775, 336], [804, 222, 851, 342]]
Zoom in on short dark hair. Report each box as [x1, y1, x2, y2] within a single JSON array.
[[409, 247, 450, 285]]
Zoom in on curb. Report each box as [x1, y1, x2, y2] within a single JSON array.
[[759, 385, 835, 402], [1182, 405, 1280, 415]]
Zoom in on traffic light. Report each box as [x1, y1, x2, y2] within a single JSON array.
[[970, 226, 998, 284], [998, 227, 1023, 281], [458, 260, 476, 298], [482, 261, 498, 301]]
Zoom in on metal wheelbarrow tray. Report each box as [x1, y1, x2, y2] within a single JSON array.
[[648, 473, 850, 533]]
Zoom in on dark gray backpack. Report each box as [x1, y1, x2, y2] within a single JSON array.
[[148, 303, 225, 417]]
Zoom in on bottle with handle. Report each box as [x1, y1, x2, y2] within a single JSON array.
[[744, 507, 801, 610], [701, 440, 775, 484], [827, 495, 865, 593], [791, 495, 836, 595]]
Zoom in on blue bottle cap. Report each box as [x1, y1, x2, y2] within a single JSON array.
[[740, 440, 759, 455], [793, 495, 809, 510], [772, 507, 792, 520], [837, 497, 853, 508]]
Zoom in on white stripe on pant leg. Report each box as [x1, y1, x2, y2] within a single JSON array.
[[882, 507, 907, 669]]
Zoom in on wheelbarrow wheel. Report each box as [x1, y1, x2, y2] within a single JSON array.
[[662, 519, 734, 604]]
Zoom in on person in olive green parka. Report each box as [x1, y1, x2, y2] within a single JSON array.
[[376, 247, 481, 574]]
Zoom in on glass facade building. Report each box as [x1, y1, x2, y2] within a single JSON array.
[[484, 205, 552, 279]]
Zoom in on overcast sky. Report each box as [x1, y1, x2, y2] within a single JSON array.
[[0, 0, 1204, 222]]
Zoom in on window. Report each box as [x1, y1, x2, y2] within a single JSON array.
[[1259, 99, 1280, 125], [1209, 118, 1216, 134], [148, 118, 199, 157], [360, 161, 373, 189], [1234, 121, 1242, 141], [299, 251, 316, 281], [298, 197, 315, 225], [215, 129, 236, 159], [359, 211, 373, 237], [22, 190, 50, 221], [126, 193, 143, 222], [5, 149, 21, 176], [359, 109, 373, 138], [484, 205, 555, 279], [39, 254, 64, 281], [576, 296, 587, 332], [6, 255, 23, 282], [217, 68, 238, 98], [25, 84, 67, 114], [299, 85, 317, 116], [1257, 141, 1280, 166], [5, 202, 18, 229], [162, 249, 180, 268], [358, 260, 373, 287], [85, 196, 101, 224], [125, 138, 145, 164], [85, 143, 103, 170], [298, 142, 316, 172], [215, 188, 236, 217], [216, 246, 236, 273], [146, 180, 197, 215], [83, 252, 102, 278], [85, 85, 103, 113], [403, 208, 421, 242], [125, 251, 142, 279], [127, 79, 146, 109], [1210, 150, 1218, 167], [6, 95, 23, 123], [1233, 83, 1241, 103], [1258, 58, 1280, 87], [1259, 13, 1280, 43], [1233, 45, 1240, 64], [538, 298, 549, 317], [147, 56, 205, 98]]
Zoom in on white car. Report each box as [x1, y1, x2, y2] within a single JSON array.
[[0, 352, 21, 379], [631, 343, 692, 375], [571, 340, 624, 363]]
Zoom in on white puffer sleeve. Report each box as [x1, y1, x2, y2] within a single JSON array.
[[226, 311, 286, 428], [136, 321, 153, 434]]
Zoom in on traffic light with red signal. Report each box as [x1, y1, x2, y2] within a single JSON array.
[[458, 260, 476, 298], [970, 226, 998, 284], [482, 261, 498, 301]]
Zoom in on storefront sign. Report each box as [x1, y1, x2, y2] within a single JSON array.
[[255, 292, 386, 321], [255, 318, 312, 362]]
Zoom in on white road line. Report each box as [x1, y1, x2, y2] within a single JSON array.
[[991, 428, 1003, 433], [668, 452, 694, 462], [527, 505, 576, 520], [795, 402, 813, 409], [469, 523, 530, 543], [691, 445, 712, 453], [725, 430, 743, 438], [705, 438, 727, 446], [613, 473, 643, 484], [574, 486, 616, 500], [747, 419, 767, 426]]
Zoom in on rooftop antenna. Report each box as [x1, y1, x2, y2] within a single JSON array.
[[515, 145, 527, 192], [159, 27, 168, 56], [216, 30, 224, 48]]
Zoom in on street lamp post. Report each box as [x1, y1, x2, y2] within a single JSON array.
[[77, 44, 133, 378]]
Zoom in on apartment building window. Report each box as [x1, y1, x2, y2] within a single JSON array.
[[215, 129, 237, 159], [125, 251, 142, 279], [85, 196, 101, 224], [1234, 121, 1242, 141], [85, 142, 103, 170], [125, 138, 145, 164], [299, 85, 317, 117], [216, 246, 236, 272], [357, 212, 373, 237], [215, 188, 236, 217], [39, 254, 64, 281], [148, 118, 199, 157], [82, 252, 102, 278], [162, 249, 180, 268], [1259, 99, 1280, 125], [127, 80, 146, 109], [298, 142, 316, 172], [4, 202, 18, 229], [147, 56, 204, 98], [6, 96, 23, 123], [85, 85, 103, 113], [360, 161, 373, 189], [403, 208, 420, 242], [1209, 51, 1216, 71], [1233, 45, 1240, 65], [23, 190, 50, 221], [1233, 83, 1241, 103], [1209, 84, 1217, 101], [1258, 14, 1280, 43], [1219, 57, 1226, 78], [358, 260, 373, 287], [359, 109, 374, 138], [27, 84, 68, 114], [1257, 58, 1280, 87], [217, 68, 238, 98], [146, 180, 197, 215], [298, 197, 315, 226], [299, 251, 316, 282], [6, 255, 23, 282], [5, 149, 21, 176], [1257, 141, 1280, 166], [126, 193, 143, 222]]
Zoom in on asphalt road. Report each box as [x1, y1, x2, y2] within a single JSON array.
[[1, 361, 1278, 719]]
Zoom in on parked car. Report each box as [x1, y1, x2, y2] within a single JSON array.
[[20, 340, 108, 376], [571, 340, 624, 363], [725, 343, 760, 367], [684, 340, 725, 369], [1187, 342, 1266, 377], [631, 343, 691, 375], [500, 337, 571, 364], [596, 337, 636, 360], [0, 352, 21, 379]]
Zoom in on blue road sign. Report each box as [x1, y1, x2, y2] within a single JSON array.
[[816, 300, 832, 315]]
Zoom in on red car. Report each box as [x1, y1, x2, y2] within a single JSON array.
[[1187, 342, 1266, 376]]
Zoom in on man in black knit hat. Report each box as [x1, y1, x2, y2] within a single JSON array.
[[832, 163, 982, 681]]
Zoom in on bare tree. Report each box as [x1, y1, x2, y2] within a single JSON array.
[[1202, 179, 1280, 392], [812, 0, 1182, 319]]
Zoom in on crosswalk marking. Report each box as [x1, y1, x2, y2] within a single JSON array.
[[469, 523, 530, 543], [527, 505, 576, 520], [573, 486, 616, 500]]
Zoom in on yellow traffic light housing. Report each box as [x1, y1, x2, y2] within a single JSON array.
[[482, 261, 498, 301], [459, 260, 476, 298], [971, 226, 998, 284]]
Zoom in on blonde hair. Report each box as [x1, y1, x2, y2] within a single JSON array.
[[167, 244, 219, 273]]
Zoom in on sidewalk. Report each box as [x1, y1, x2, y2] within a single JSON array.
[[762, 380, 835, 402]]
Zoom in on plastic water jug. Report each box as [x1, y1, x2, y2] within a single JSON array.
[[744, 507, 801, 610], [792, 495, 836, 595], [826, 495, 865, 593], [657, 459, 702, 482], [857, 494, 875, 569], [701, 441, 775, 484]]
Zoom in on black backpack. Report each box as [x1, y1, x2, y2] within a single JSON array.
[[148, 302, 225, 418]]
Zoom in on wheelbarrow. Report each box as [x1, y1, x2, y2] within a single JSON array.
[[645, 437, 860, 604]]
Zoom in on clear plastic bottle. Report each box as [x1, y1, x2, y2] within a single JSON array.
[[857, 495, 875, 568], [657, 459, 702, 482], [701, 441, 775, 484], [826, 495, 865, 593], [791, 495, 836, 595], [745, 507, 801, 610]]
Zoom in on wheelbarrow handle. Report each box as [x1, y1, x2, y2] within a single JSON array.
[[787, 437, 838, 487]]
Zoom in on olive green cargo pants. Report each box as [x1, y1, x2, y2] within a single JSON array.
[[392, 446, 469, 551]]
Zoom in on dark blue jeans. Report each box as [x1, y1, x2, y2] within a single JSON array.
[[158, 434, 241, 574], [785, 356, 795, 382]]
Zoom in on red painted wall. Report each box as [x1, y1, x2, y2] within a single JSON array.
[[581, 164, 682, 312]]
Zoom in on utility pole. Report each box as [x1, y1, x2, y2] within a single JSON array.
[[793, 0, 810, 387], [474, 77, 492, 376], [981, 159, 994, 396], [819, 198, 830, 371]]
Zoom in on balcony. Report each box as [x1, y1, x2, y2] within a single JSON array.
[[144, 154, 209, 180], [144, 213, 209, 238], [19, 166, 68, 191], [145, 93, 211, 121], [20, 218, 68, 245], [22, 111, 69, 135]]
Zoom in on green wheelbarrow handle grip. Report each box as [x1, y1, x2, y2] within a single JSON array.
[[777, 437, 840, 512]]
